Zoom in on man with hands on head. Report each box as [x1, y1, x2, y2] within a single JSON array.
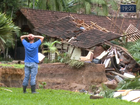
[[20, 34, 44, 93]]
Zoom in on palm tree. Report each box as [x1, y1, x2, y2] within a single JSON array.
[[0, 13, 20, 59]]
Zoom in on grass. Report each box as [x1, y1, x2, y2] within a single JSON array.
[[0, 63, 40, 69], [0, 63, 25, 69], [0, 87, 140, 105]]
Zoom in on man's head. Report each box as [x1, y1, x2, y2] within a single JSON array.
[[28, 34, 34, 41]]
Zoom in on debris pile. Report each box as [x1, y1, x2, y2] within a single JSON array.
[[79, 43, 140, 86], [83, 45, 140, 102]]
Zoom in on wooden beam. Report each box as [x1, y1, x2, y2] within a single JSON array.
[[70, 46, 75, 57], [108, 71, 129, 79]]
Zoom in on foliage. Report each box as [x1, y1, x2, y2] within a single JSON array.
[[68, 0, 92, 14], [99, 76, 140, 100], [41, 40, 61, 55], [0, 12, 20, 59], [90, 0, 118, 16], [0, 87, 138, 105], [134, 0, 140, 10], [56, 52, 70, 63], [43, 57, 50, 63], [39, 82, 47, 89], [116, 76, 140, 90], [46, 0, 68, 11], [0, 0, 22, 17], [124, 39, 140, 64], [99, 84, 116, 98], [67, 59, 84, 69]]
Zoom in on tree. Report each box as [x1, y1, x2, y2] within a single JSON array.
[[66, 0, 92, 14], [0, 0, 23, 18], [45, 0, 71, 11], [0, 13, 20, 59], [89, 0, 118, 16]]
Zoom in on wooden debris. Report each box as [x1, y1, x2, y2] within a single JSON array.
[[90, 21, 109, 32], [121, 90, 132, 96], [108, 71, 129, 79], [105, 68, 115, 71], [130, 97, 140, 102], [90, 95, 104, 99]]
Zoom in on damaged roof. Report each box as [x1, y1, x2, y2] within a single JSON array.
[[34, 16, 83, 39], [70, 29, 121, 49], [18, 8, 140, 34], [17, 8, 122, 49], [34, 16, 122, 48]]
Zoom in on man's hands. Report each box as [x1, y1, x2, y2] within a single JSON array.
[[28, 34, 34, 40], [20, 34, 44, 42]]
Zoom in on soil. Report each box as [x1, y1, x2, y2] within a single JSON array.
[[37, 63, 107, 92], [0, 63, 107, 92]]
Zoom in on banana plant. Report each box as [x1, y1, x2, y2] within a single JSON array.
[[41, 40, 61, 56]]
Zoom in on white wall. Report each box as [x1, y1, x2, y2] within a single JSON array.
[[68, 45, 81, 60]]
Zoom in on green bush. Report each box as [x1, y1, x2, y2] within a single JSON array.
[[123, 39, 140, 64], [67, 59, 84, 69]]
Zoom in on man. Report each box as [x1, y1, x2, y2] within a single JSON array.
[[20, 34, 44, 93]]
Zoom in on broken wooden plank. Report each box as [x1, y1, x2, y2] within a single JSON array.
[[105, 68, 115, 71], [108, 71, 129, 79], [90, 21, 109, 32]]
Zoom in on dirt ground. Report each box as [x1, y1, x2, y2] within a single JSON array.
[[0, 62, 107, 92], [37, 63, 107, 92]]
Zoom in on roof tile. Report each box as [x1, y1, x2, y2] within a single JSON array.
[[20, 8, 140, 34], [70, 29, 121, 49]]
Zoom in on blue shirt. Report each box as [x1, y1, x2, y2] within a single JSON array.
[[22, 39, 41, 63]]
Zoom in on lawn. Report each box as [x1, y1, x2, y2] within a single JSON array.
[[0, 87, 140, 105]]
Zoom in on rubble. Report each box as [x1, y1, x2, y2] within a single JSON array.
[[79, 42, 140, 103], [79, 42, 140, 93]]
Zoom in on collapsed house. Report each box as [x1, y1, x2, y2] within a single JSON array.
[[14, 8, 140, 85], [34, 16, 121, 60], [14, 8, 140, 58]]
